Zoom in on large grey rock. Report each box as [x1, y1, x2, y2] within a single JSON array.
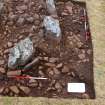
[[46, 0, 57, 15], [8, 37, 34, 69], [43, 16, 61, 38]]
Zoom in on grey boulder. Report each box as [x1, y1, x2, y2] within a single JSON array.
[[8, 37, 34, 69], [43, 16, 61, 38]]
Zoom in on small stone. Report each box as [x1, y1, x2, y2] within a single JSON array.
[[61, 12, 68, 16], [49, 57, 58, 63], [18, 35, 23, 40], [9, 92, 14, 96], [43, 57, 49, 61], [50, 80, 56, 86], [38, 82, 42, 89], [29, 79, 38, 87], [65, 5, 73, 14], [38, 70, 45, 77], [30, 25, 37, 32], [0, 2, 4, 14], [10, 86, 19, 94], [77, 42, 83, 48], [55, 82, 62, 89], [0, 87, 4, 93], [62, 65, 69, 73], [38, 66, 43, 70], [0, 67, 5, 73], [8, 13, 17, 21], [4, 88, 9, 93], [56, 63, 63, 68], [82, 93, 90, 99], [53, 68, 60, 75], [78, 53, 85, 59], [4, 49, 9, 54], [7, 70, 21, 76], [38, 29, 44, 37], [16, 5, 27, 11], [48, 70, 54, 76], [7, 42, 13, 48], [87, 49, 92, 55], [0, 60, 5, 65], [19, 86, 30, 94], [45, 63, 56, 67], [26, 17, 34, 23], [24, 0, 29, 3], [71, 72, 75, 77], [17, 17, 25, 25], [34, 14, 39, 20], [35, 20, 40, 25]]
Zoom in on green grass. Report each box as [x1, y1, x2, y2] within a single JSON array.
[[0, 0, 105, 104]]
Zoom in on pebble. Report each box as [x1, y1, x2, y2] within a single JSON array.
[[65, 5, 73, 14], [7, 70, 21, 76], [17, 17, 25, 25], [0, 67, 5, 73], [30, 25, 37, 32], [61, 12, 68, 16], [0, 60, 5, 65], [82, 93, 90, 99], [48, 70, 54, 76], [34, 14, 39, 20], [62, 65, 69, 73], [10, 86, 19, 94], [8, 13, 17, 21], [49, 57, 58, 63], [78, 53, 85, 59], [87, 49, 92, 55], [43, 57, 49, 61], [16, 5, 27, 11], [38, 29, 44, 37], [38, 66, 43, 70], [0, 87, 5, 94], [26, 17, 34, 23], [45, 63, 56, 67], [38, 82, 42, 89], [9, 92, 14, 96], [0, 2, 4, 14], [4, 88, 9, 94], [55, 82, 62, 90], [7, 42, 13, 48], [38, 70, 45, 77], [35, 20, 40, 25], [56, 63, 63, 68], [53, 68, 60, 75], [24, 0, 29, 3], [29, 79, 38, 87], [19, 86, 30, 94]]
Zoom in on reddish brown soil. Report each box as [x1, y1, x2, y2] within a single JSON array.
[[0, 0, 95, 99]]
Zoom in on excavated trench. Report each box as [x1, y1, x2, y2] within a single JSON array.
[[0, 0, 95, 98]]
